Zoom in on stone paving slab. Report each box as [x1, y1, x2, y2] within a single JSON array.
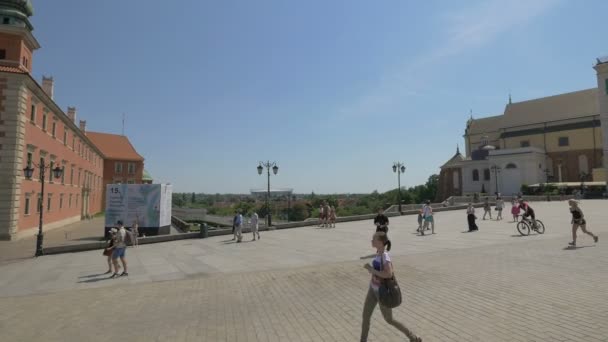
[[0, 200, 606, 341]]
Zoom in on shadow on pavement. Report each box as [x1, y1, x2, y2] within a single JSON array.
[[563, 245, 595, 250], [79, 273, 109, 279], [77, 276, 113, 283], [360, 254, 376, 260]]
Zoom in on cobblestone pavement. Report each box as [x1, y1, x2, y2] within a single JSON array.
[[0, 200, 607, 341]]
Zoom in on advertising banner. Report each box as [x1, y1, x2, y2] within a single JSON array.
[[105, 184, 172, 235]]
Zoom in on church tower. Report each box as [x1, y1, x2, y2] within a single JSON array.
[[0, 0, 39, 73], [594, 57, 608, 186]]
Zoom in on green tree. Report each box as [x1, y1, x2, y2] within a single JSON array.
[[287, 203, 309, 221], [191, 192, 196, 203], [182, 193, 187, 202]]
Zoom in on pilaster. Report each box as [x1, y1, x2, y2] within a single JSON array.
[[0, 74, 28, 240]]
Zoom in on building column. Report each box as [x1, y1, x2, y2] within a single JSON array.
[[594, 61, 608, 191], [0, 75, 28, 240]]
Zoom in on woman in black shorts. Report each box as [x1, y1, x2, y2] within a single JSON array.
[[568, 199, 598, 247]]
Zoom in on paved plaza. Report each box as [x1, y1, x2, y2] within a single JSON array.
[[0, 200, 607, 341]]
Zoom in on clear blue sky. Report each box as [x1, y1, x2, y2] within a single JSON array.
[[31, 0, 607, 194]]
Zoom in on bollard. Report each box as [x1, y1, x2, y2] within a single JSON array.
[[200, 223, 209, 238]]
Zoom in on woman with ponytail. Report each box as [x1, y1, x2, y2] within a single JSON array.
[[361, 232, 422, 342]]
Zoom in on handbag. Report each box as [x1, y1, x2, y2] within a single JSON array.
[[102, 247, 112, 256], [378, 253, 402, 308]]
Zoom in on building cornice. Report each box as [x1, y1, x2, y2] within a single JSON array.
[[0, 24, 40, 49]]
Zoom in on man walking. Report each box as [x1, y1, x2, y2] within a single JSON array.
[[251, 212, 260, 241], [111, 220, 128, 278], [234, 211, 244, 243], [232, 212, 238, 240]]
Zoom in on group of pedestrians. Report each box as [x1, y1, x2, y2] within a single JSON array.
[[318, 202, 337, 228], [416, 200, 435, 235], [232, 211, 261, 242], [103, 220, 129, 278]]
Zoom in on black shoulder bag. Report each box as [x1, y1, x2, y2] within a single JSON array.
[[378, 253, 402, 308]]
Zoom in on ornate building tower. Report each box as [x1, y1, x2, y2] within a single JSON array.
[[594, 57, 608, 188], [0, 0, 37, 72]]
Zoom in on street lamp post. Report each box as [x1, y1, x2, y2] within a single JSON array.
[[490, 165, 501, 195], [257, 161, 278, 227], [23, 163, 64, 257], [392, 162, 406, 214]]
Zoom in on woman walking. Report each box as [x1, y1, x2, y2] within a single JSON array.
[[361, 232, 422, 342], [467, 203, 478, 232], [568, 200, 599, 247], [131, 221, 139, 247], [421, 200, 435, 235], [329, 206, 337, 228], [482, 197, 492, 220], [495, 197, 504, 221], [511, 199, 520, 222], [103, 228, 119, 274]]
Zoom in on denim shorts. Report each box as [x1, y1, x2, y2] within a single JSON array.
[[112, 247, 126, 259]]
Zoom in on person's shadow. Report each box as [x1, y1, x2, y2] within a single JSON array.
[[77, 273, 115, 283], [563, 245, 595, 250], [360, 254, 376, 260]]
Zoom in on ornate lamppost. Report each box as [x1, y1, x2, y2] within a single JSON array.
[[257, 161, 278, 227], [392, 162, 406, 214], [23, 163, 64, 257], [490, 165, 501, 195]]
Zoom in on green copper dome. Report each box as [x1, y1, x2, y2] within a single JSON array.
[[0, 0, 34, 30]]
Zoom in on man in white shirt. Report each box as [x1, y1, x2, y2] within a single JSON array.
[[250, 212, 260, 241], [111, 220, 128, 278]]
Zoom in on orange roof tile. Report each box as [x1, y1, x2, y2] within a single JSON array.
[[87, 131, 144, 161], [0, 65, 28, 74]]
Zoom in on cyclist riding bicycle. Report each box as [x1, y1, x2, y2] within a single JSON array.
[[518, 199, 537, 228]]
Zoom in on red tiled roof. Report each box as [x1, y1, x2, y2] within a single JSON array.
[[0, 65, 28, 74], [87, 131, 144, 161]]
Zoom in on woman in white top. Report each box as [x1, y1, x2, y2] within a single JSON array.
[[495, 197, 504, 221], [361, 232, 422, 342]]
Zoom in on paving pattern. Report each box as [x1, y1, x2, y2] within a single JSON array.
[[0, 200, 607, 341]]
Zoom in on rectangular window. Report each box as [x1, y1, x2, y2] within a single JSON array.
[[59, 194, 64, 210], [42, 113, 47, 130], [26, 152, 32, 167], [76, 195, 79, 208], [36, 195, 42, 213], [0, 48, 6, 59], [52, 121, 57, 137], [70, 167, 74, 185], [558, 137, 569, 147], [128, 163, 136, 174], [63, 127, 67, 145], [61, 165, 65, 184], [24, 196, 30, 215], [47, 195, 52, 211], [30, 105, 36, 122], [520, 140, 530, 148], [78, 170, 81, 186], [127, 179, 135, 184], [69, 194, 72, 208], [72, 136, 75, 150], [115, 162, 123, 174]]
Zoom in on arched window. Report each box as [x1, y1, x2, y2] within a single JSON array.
[[472, 169, 479, 181], [578, 155, 589, 175], [505, 163, 517, 169], [484, 169, 491, 181]]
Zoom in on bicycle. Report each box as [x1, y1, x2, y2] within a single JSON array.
[[516, 215, 545, 236]]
